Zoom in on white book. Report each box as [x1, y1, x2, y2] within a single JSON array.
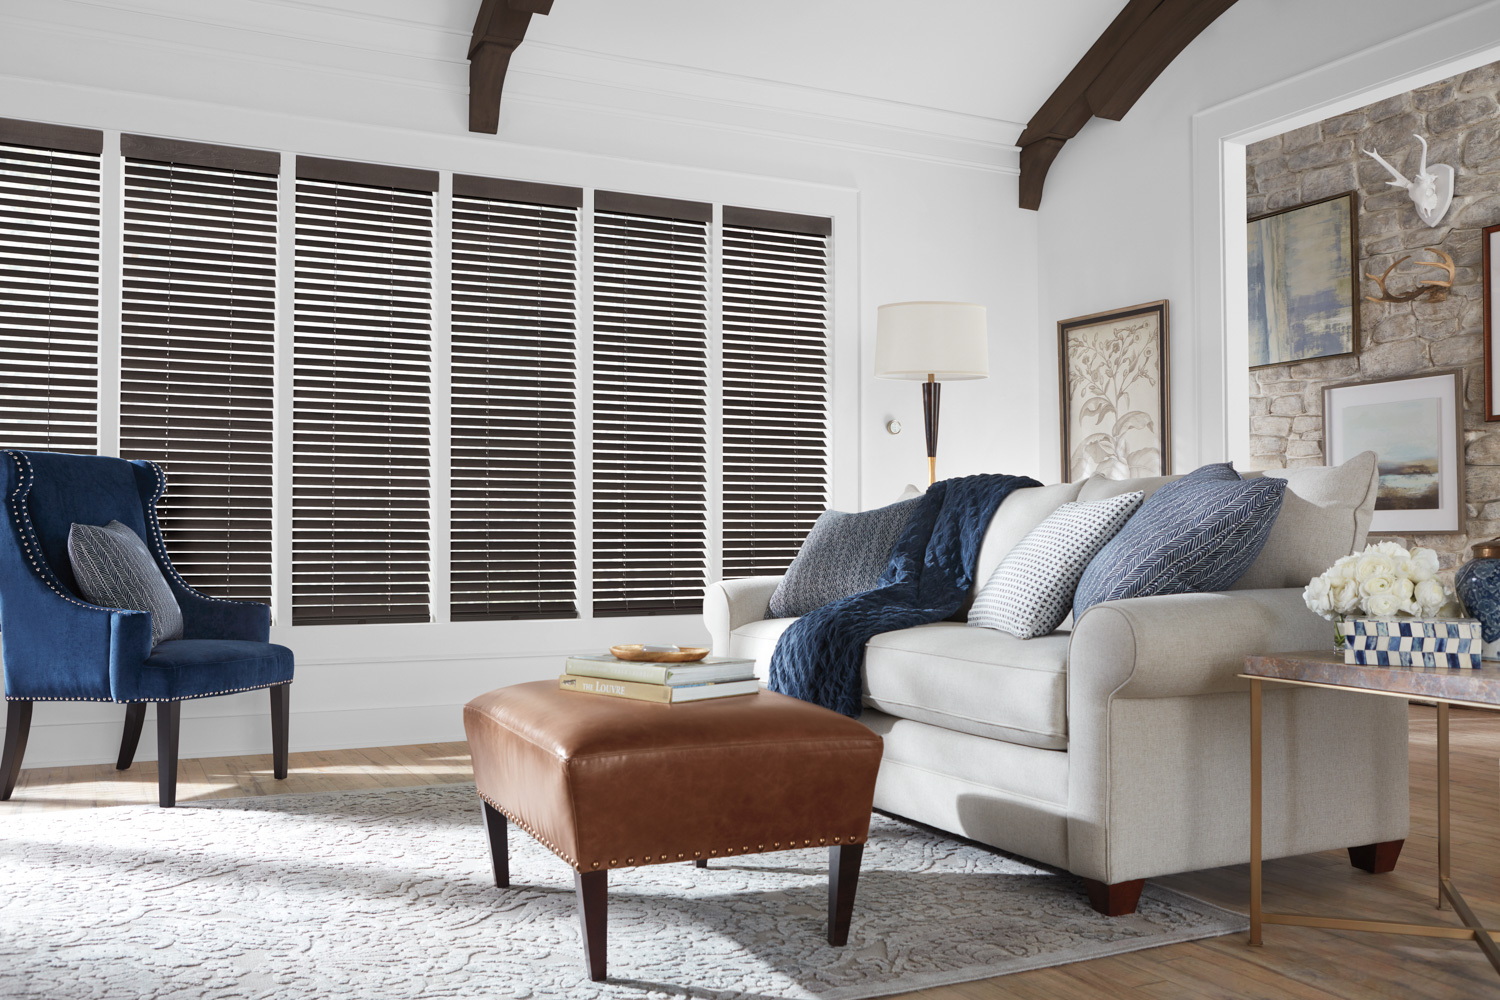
[[565, 654, 758, 687]]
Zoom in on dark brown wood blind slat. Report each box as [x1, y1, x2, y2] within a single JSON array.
[[295, 156, 439, 193], [722, 223, 831, 577], [293, 177, 434, 625], [453, 174, 583, 208], [121, 135, 281, 175], [117, 157, 277, 602], [0, 141, 101, 454], [450, 193, 579, 621], [593, 209, 708, 616], [0, 118, 104, 156], [722, 206, 832, 238], [594, 191, 712, 223]]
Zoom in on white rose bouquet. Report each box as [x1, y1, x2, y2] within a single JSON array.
[[1304, 542, 1459, 636]]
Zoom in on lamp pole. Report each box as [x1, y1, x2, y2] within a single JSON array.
[[923, 373, 939, 485]]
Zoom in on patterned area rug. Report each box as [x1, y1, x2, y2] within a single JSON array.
[[0, 784, 1246, 999]]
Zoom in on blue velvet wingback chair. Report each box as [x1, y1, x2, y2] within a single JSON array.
[[0, 450, 294, 806]]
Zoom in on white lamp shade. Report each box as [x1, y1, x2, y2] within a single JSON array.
[[873, 301, 989, 381]]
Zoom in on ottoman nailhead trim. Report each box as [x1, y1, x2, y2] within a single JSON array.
[[591, 862, 599, 869]]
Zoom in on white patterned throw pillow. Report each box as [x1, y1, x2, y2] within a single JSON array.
[[967, 491, 1143, 639]]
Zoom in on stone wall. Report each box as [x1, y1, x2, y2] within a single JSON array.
[[1246, 61, 1500, 571]]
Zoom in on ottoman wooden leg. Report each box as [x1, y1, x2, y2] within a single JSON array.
[[575, 869, 607, 981], [480, 800, 508, 888], [694, 859, 708, 869], [828, 844, 863, 946]]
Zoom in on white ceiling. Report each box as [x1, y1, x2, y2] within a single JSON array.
[[306, 0, 1126, 128]]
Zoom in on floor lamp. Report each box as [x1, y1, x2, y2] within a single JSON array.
[[874, 302, 989, 485]]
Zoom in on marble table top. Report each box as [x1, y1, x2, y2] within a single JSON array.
[[1243, 650, 1500, 709]]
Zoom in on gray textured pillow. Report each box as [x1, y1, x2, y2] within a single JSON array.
[[968, 492, 1143, 638], [767, 497, 920, 618], [68, 520, 183, 647]]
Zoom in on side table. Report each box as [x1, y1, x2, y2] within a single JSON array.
[[1242, 650, 1500, 977]]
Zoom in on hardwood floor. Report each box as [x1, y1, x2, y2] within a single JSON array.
[[5, 705, 1499, 997]]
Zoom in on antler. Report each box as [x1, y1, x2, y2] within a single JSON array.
[[1415, 133, 1430, 179], [1364, 249, 1454, 303], [1361, 146, 1411, 189]]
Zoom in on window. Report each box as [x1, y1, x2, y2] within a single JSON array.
[[292, 158, 437, 625], [591, 192, 710, 616], [450, 176, 581, 620], [0, 119, 841, 624], [119, 136, 279, 602], [0, 119, 102, 454], [721, 208, 831, 577]]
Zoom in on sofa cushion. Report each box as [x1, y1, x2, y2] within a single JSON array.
[[1235, 451, 1379, 590], [727, 617, 798, 680], [767, 497, 920, 617], [1076, 473, 1176, 503], [953, 482, 1085, 621], [969, 491, 1143, 638], [1073, 463, 1286, 617], [861, 622, 1070, 750]]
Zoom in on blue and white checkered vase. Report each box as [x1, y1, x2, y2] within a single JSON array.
[[1339, 617, 1483, 669]]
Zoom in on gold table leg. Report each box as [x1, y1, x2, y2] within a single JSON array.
[[1249, 677, 1262, 947], [1438, 701, 1450, 910]]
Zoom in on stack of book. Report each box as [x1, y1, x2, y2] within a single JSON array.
[[559, 653, 760, 704]]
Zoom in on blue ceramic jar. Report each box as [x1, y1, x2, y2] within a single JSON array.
[[1456, 538, 1500, 661]]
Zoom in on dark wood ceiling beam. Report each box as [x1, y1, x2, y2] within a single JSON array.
[[1017, 0, 1237, 210], [468, 0, 554, 134]]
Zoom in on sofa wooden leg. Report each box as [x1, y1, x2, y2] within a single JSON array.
[[269, 683, 289, 780], [1348, 839, 1404, 874], [156, 701, 181, 808], [1081, 877, 1145, 916], [480, 800, 508, 888], [1, 700, 33, 800], [828, 844, 864, 945], [575, 869, 607, 982], [117, 703, 146, 770]]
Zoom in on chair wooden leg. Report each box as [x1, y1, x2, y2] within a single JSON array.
[[117, 703, 146, 770], [828, 843, 864, 945], [269, 683, 289, 780], [156, 701, 181, 808], [1348, 839, 1404, 874], [1081, 877, 1145, 916], [1, 700, 33, 800], [575, 869, 607, 982], [480, 800, 508, 888]]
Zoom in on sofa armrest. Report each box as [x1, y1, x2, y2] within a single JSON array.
[[703, 576, 782, 655], [1068, 587, 1326, 703]]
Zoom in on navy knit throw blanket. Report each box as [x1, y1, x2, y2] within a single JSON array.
[[769, 473, 1041, 716]]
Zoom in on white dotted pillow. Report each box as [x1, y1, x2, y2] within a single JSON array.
[[968, 491, 1143, 639]]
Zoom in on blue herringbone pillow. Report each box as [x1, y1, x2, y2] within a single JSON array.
[[1072, 463, 1286, 618]]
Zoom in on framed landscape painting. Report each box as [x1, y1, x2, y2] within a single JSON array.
[[1323, 370, 1463, 534], [1248, 192, 1359, 369], [1058, 300, 1170, 483]]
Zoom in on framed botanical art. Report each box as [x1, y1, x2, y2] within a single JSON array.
[[1058, 300, 1170, 483], [1247, 191, 1360, 369], [1323, 370, 1463, 534], [1483, 222, 1500, 420]]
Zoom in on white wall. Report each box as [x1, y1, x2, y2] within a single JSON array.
[[1036, 0, 1500, 481], [0, 1, 1039, 766]]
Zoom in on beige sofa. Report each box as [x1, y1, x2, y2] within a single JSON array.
[[704, 454, 1410, 915]]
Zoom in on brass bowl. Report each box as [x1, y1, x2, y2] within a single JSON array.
[[609, 644, 710, 663]]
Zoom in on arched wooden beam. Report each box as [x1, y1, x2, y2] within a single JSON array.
[[1017, 0, 1237, 210], [469, 0, 554, 134]]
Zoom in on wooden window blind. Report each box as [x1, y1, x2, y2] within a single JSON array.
[[450, 176, 581, 620], [119, 145, 279, 602], [292, 160, 435, 625], [591, 193, 710, 616], [0, 121, 103, 454], [721, 208, 832, 577]]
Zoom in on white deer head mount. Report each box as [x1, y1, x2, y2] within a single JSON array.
[[1360, 134, 1455, 228]]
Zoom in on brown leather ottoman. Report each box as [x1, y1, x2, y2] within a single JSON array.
[[462, 680, 884, 982]]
